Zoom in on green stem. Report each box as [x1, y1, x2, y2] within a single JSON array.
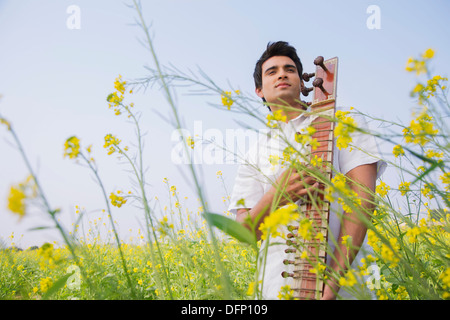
[[132, 0, 233, 298], [7, 126, 99, 297], [113, 120, 174, 299], [79, 152, 137, 299]]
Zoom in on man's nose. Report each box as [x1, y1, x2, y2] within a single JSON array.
[[278, 71, 288, 79]]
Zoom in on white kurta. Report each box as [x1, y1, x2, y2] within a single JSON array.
[[228, 107, 387, 299]]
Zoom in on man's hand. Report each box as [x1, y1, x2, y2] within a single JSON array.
[[321, 162, 378, 300], [267, 166, 320, 207], [236, 166, 320, 240]]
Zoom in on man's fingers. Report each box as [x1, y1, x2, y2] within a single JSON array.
[[297, 182, 320, 197], [291, 176, 317, 188]]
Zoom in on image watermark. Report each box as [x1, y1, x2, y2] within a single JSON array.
[[66, 5, 81, 30], [66, 265, 82, 290], [366, 5, 381, 30], [170, 121, 301, 168], [171, 121, 266, 165], [365, 264, 381, 290]]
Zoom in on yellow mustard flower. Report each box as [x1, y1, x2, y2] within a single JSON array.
[[64, 136, 81, 159], [394, 286, 409, 300], [367, 229, 380, 252], [334, 110, 357, 150], [38, 243, 54, 260], [342, 235, 353, 247], [440, 172, 450, 191], [266, 109, 287, 128], [402, 107, 438, 146], [315, 232, 324, 242], [392, 145, 405, 157], [422, 48, 435, 60], [338, 191, 361, 213], [405, 224, 428, 244], [0, 117, 11, 130], [7, 185, 26, 217], [339, 270, 357, 287], [309, 262, 326, 275], [310, 154, 323, 167], [7, 176, 36, 217], [406, 59, 427, 75], [421, 183, 435, 199], [114, 75, 126, 95], [103, 134, 121, 155], [398, 181, 411, 196], [298, 218, 313, 240], [110, 190, 127, 208], [246, 280, 261, 296], [440, 267, 450, 290], [295, 132, 319, 150], [186, 136, 195, 149], [107, 91, 124, 108], [376, 181, 390, 197], [170, 185, 177, 196], [425, 149, 443, 159], [220, 89, 240, 110], [258, 203, 299, 240], [277, 285, 295, 300], [39, 277, 53, 293], [221, 91, 233, 110], [414, 75, 448, 102], [380, 238, 400, 267]]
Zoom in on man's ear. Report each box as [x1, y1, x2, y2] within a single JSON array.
[[255, 87, 264, 99], [300, 80, 305, 92]]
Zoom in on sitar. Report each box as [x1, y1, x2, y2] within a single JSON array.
[[281, 56, 338, 300]]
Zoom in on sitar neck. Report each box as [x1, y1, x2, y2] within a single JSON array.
[[282, 56, 338, 300]]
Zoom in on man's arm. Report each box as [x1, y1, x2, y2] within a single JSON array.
[[321, 162, 377, 300], [236, 167, 319, 240]]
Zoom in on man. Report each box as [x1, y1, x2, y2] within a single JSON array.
[[228, 41, 386, 299]]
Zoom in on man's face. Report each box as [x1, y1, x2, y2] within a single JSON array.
[[256, 55, 303, 107]]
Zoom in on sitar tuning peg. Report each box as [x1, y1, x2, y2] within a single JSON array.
[[301, 100, 312, 107], [301, 86, 313, 97], [302, 72, 315, 82], [281, 271, 295, 279], [314, 56, 329, 73], [312, 77, 329, 95]]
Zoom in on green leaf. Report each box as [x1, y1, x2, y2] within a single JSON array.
[[27, 226, 53, 232], [204, 213, 257, 249], [408, 147, 445, 186], [42, 272, 74, 300]]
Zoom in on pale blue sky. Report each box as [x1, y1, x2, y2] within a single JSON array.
[[1, 0, 449, 248]]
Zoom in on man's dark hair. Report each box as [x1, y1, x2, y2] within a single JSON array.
[[253, 41, 303, 109]]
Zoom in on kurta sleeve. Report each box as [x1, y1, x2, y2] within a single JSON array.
[[337, 111, 387, 178], [228, 152, 265, 215]]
